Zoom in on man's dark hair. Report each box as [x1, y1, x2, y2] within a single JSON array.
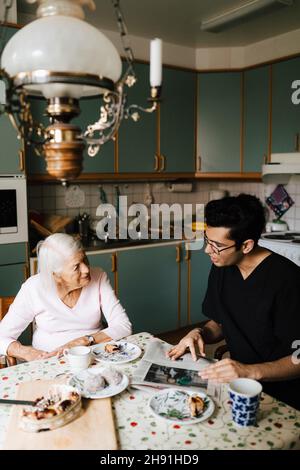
[[205, 194, 266, 249]]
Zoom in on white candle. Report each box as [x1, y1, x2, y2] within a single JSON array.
[[150, 38, 162, 87]]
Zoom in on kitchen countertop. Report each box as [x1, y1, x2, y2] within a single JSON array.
[[0, 332, 299, 450]]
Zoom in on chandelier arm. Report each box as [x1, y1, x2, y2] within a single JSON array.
[[81, 84, 126, 157]]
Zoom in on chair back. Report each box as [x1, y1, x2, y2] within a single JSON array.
[[0, 296, 17, 366], [0, 296, 15, 320]]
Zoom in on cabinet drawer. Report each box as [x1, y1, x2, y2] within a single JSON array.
[[0, 243, 27, 265]]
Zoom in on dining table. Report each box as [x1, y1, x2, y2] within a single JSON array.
[[0, 332, 299, 450]]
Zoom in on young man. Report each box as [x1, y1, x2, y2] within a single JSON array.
[[168, 194, 300, 410]]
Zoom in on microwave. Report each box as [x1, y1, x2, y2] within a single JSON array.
[[0, 175, 28, 244]]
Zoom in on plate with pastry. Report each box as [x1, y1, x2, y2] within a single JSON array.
[[148, 388, 214, 425], [69, 366, 129, 399], [92, 341, 142, 364]]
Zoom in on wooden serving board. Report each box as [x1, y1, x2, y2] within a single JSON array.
[[3, 380, 118, 450]]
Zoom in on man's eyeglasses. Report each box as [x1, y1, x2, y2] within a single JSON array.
[[203, 233, 236, 256]]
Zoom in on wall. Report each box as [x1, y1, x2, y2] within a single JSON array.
[[28, 180, 300, 232]]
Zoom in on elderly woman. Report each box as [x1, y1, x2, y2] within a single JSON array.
[[0, 233, 132, 362]]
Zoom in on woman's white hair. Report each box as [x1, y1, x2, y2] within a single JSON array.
[[36, 233, 83, 291]]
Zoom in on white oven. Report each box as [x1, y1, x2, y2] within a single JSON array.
[[0, 175, 28, 244], [259, 232, 300, 266]]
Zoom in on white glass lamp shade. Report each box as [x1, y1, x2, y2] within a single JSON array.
[[1, 16, 122, 98]]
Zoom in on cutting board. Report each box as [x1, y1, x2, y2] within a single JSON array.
[[3, 380, 118, 450]]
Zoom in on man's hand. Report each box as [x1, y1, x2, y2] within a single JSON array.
[[166, 328, 205, 361], [199, 358, 257, 383]]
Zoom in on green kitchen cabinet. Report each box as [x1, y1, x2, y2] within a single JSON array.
[[180, 242, 211, 327], [0, 263, 26, 296], [272, 57, 300, 153], [73, 97, 114, 173], [25, 98, 48, 174], [117, 245, 180, 334], [118, 62, 157, 173], [243, 66, 269, 172], [160, 67, 196, 173], [0, 26, 22, 174], [0, 243, 27, 265], [189, 246, 211, 325], [197, 71, 241, 173], [86, 252, 115, 288]]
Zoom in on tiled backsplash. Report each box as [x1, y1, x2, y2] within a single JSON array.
[[28, 180, 300, 231]]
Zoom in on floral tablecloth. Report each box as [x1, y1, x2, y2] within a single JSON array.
[[0, 332, 299, 450]]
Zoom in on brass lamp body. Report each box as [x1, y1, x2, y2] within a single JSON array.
[[43, 98, 85, 182]]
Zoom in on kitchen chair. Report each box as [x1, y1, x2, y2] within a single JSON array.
[[0, 296, 17, 367]]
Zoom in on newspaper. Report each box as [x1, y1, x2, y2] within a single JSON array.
[[131, 339, 220, 399]]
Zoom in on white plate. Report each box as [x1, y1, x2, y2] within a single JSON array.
[[149, 388, 214, 425], [68, 367, 129, 399], [92, 341, 142, 364]]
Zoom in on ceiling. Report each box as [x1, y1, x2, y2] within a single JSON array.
[[17, 0, 300, 48]]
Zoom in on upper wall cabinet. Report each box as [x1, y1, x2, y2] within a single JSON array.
[[160, 67, 196, 173], [118, 62, 157, 173], [243, 66, 269, 173], [0, 26, 22, 175], [73, 97, 115, 173], [272, 57, 300, 153], [197, 72, 241, 173]]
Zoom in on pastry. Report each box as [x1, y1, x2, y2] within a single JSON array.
[[104, 343, 121, 354], [101, 368, 122, 386], [85, 372, 106, 394], [188, 395, 205, 417]]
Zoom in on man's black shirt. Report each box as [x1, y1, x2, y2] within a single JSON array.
[[203, 252, 300, 410]]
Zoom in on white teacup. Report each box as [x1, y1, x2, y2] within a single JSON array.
[[64, 346, 92, 372]]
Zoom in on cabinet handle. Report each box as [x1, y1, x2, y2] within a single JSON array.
[[23, 264, 29, 280], [263, 153, 268, 164], [184, 246, 191, 261], [159, 155, 166, 172], [154, 154, 159, 171], [18, 149, 25, 171], [176, 245, 181, 263], [295, 133, 300, 152], [197, 156, 201, 172], [111, 253, 117, 272]]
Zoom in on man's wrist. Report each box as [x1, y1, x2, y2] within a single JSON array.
[[248, 363, 263, 381]]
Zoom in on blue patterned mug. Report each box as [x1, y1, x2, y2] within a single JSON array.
[[228, 378, 262, 427]]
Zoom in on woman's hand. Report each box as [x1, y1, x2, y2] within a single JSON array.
[[166, 328, 205, 361], [199, 358, 257, 383], [50, 337, 88, 358], [20, 346, 55, 362]]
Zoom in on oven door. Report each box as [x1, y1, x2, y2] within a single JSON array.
[[0, 176, 28, 244]]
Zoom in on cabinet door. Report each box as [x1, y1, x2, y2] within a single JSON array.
[[86, 252, 115, 288], [118, 62, 157, 173], [187, 246, 211, 326], [160, 68, 196, 173], [25, 98, 48, 174], [0, 263, 26, 297], [0, 27, 22, 174], [243, 67, 269, 172], [118, 245, 179, 334], [272, 57, 300, 153], [0, 243, 27, 264], [197, 72, 241, 172], [73, 97, 114, 173]]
